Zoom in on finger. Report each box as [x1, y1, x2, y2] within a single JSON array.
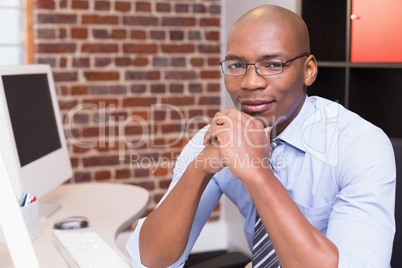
[[203, 125, 213, 146]]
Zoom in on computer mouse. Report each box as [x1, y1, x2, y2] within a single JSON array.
[[53, 216, 89, 230]]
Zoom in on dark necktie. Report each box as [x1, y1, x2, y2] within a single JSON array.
[[252, 139, 283, 268]]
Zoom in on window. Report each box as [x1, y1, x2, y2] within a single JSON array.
[[0, 0, 26, 65]]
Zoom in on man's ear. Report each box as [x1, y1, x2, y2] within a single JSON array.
[[304, 55, 318, 87]]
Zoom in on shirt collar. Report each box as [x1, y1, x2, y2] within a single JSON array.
[[276, 96, 316, 152]]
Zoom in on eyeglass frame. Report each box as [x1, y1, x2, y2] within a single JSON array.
[[219, 53, 310, 76]]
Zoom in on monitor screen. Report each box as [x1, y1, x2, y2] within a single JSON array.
[[0, 65, 72, 201], [2, 74, 62, 167]]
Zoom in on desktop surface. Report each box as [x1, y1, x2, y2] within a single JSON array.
[[0, 182, 149, 267]]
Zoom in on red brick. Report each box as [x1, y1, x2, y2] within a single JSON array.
[[70, 158, 79, 168], [37, 14, 77, 24], [201, 70, 221, 79], [151, 84, 165, 93], [115, 1, 131, 12], [123, 97, 157, 107], [81, 44, 118, 53], [162, 17, 196, 26], [71, 28, 88, 39], [162, 96, 195, 106], [205, 31, 220, 41], [58, 100, 79, 110], [71, 85, 88, 95], [72, 57, 90, 67], [37, 43, 76, 53], [199, 44, 220, 53], [150, 31, 165, 40], [131, 84, 147, 93], [190, 57, 204, 67], [170, 31, 184, 40], [83, 156, 120, 167], [60, 57, 67, 67], [159, 179, 172, 189], [123, 16, 158, 26], [95, 1, 110, 11], [37, 29, 56, 39], [35, 0, 55, 9], [74, 172, 91, 182], [161, 44, 194, 53], [152, 111, 166, 121], [199, 96, 220, 105], [169, 84, 184, 93], [53, 72, 78, 82], [92, 29, 109, 39], [200, 18, 220, 27], [95, 58, 112, 67], [123, 44, 157, 54], [131, 111, 149, 121], [136, 2, 151, 12], [208, 57, 221, 66], [131, 30, 146, 39], [153, 166, 170, 177], [84, 71, 119, 81], [82, 126, 119, 137], [175, 4, 189, 13], [210, 5, 221, 14], [83, 98, 119, 107], [112, 29, 127, 39], [207, 83, 221, 92], [125, 71, 160, 80], [116, 169, 131, 179], [156, 3, 170, 12], [115, 57, 131, 66], [165, 71, 197, 80], [72, 0, 89, 9], [132, 57, 149, 66], [82, 15, 118, 25], [95, 171, 111, 181], [133, 169, 151, 178], [59, 28, 67, 39], [193, 4, 206, 13]]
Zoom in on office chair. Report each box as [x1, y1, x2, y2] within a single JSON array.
[[391, 137, 402, 267]]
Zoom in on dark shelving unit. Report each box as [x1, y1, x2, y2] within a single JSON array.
[[302, 0, 402, 139]]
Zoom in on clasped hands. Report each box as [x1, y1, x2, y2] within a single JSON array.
[[198, 108, 273, 180]]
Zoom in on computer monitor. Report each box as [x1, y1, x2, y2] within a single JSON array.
[[0, 64, 72, 215]]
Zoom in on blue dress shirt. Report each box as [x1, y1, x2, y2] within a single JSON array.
[[127, 96, 396, 268]]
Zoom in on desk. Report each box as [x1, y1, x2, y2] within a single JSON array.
[[0, 182, 149, 267]]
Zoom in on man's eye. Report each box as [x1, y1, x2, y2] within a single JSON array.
[[228, 62, 246, 69], [262, 61, 282, 69]]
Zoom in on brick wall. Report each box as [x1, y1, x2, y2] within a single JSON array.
[[33, 0, 222, 218]]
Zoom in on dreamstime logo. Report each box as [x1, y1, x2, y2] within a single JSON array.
[[129, 151, 287, 173], [64, 100, 341, 168], [64, 103, 209, 160]]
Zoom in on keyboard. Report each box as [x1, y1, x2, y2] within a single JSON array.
[[53, 230, 131, 268]]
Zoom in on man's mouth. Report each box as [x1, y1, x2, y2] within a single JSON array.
[[239, 100, 275, 113]]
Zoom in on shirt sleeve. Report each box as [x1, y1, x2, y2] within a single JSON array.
[[126, 126, 223, 267], [326, 128, 396, 268]]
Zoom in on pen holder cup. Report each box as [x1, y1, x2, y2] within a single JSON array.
[[0, 201, 40, 244]]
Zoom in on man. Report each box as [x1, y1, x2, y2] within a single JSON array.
[[127, 5, 395, 268]]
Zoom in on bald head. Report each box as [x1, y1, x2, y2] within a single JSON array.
[[230, 5, 310, 54]]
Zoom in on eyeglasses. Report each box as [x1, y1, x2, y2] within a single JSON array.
[[219, 53, 309, 76]]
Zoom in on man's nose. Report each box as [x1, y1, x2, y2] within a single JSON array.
[[240, 64, 268, 91]]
